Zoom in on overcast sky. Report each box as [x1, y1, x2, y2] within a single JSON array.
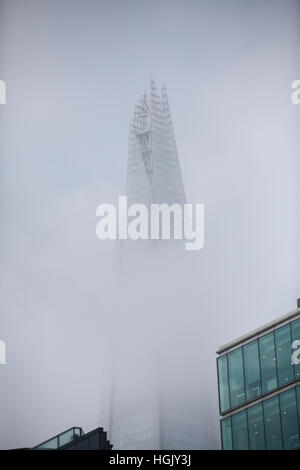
[[0, 0, 300, 449]]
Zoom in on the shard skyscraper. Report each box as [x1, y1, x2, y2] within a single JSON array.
[[127, 79, 186, 208], [103, 80, 215, 450]]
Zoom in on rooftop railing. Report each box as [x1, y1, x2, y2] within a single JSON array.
[[33, 427, 84, 449]]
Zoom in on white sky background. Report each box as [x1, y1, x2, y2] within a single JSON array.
[[0, 0, 300, 449]]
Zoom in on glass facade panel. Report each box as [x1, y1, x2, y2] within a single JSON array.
[[263, 396, 282, 450], [219, 318, 300, 451], [221, 385, 300, 450], [259, 333, 278, 394], [247, 403, 266, 450], [232, 411, 249, 450], [228, 348, 245, 408], [34, 427, 84, 449], [221, 417, 232, 450], [218, 317, 300, 415], [291, 319, 300, 380], [36, 437, 59, 449], [297, 386, 300, 427], [275, 325, 294, 386], [243, 340, 261, 400], [217, 356, 230, 413], [59, 429, 76, 447], [280, 389, 299, 449]]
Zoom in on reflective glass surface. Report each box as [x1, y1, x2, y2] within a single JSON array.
[[243, 340, 261, 400], [280, 389, 299, 449], [291, 318, 300, 380], [221, 417, 232, 450], [275, 325, 294, 386], [247, 403, 265, 450], [217, 356, 230, 413], [259, 333, 278, 394], [218, 317, 300, 415], [264, 396, 282, 450], [34, 427, 84, 450], [221, 385, 300, 450], [232, 411, 248, 450], [228, 348, 245, 408]]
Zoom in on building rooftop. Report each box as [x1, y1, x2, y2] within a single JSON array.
[[32, 426, 112, 450], [217, 302, 300, 355]]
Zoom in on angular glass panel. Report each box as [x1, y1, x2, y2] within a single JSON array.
[[221, 418, 232, 450], [247, 403, 266, 450], [280, 389, 299, 449], [232, 411, 249, 450], [36, 437, 59, 449], [59, 429, 76, 447], [217, 356, 230, 412], [275, 324, 294, 386], [291, 318, 300, 380], [243, 340, 261, 401], [259, 333, 278, 393], [228, 348, 245, 408], [263, 396, 282, 450], [34, 427, 84, 449]]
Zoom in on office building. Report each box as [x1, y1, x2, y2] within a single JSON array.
[[105, 80, 216, 450], [217, 300, 300, 450]]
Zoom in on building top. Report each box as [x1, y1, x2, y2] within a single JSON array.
[[32, 426, 112, 450], [217, 301, 300, 355], [127, 79, 186, 208]]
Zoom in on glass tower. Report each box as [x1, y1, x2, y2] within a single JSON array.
[[103, 80, 216, 450], [127, 78, 186, 208]]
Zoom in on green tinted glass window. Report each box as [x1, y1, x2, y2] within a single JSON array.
[[280, 388, 299, 449], [263, 396, 282, 450], [243, 340, 261, 400], [297, 386, 300, 427], [217, 356, 230, 413], [247, 403, 265, 450], [259, 333, 278, 393], [275, 324, 294, 386], [221, 418, 232, 450], [228, 348, 245, 408], [232, 411, 249, 450], [291, 318, 300, 380]]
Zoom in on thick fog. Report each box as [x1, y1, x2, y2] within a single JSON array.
[[0, 0, 300, 449]]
